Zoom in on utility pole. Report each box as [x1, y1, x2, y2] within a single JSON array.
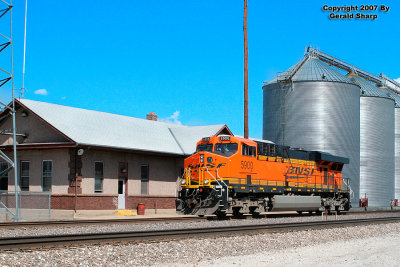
[[243, 0, 249, 139]]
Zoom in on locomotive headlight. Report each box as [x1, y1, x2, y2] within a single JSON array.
[[204, 179, 210, 185], [181, 179, 186, 185], [200, 154, 204, 162], [207, 157, 213, 163]]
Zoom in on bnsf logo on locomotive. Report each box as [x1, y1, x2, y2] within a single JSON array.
[[187, 163, 227, 170], [286, 166, 315, 176]]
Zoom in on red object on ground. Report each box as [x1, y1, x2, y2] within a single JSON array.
[[359, 198, 368, 207], [395, 199, 398, 207], [137, 203, 145, 215]]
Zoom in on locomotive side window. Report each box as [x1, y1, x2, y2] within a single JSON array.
[[242, 144, 256, 157], [257, 143, 268, 155], [269, 144, 276, 156], [196, 144, 213, 152], [214, 143, 238, 157]]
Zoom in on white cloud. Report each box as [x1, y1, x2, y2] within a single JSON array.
[[34, 89, 48, 96], [160, 111, 182, 125]]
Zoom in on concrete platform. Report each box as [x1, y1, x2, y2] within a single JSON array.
[[53, 209, 188, 221]]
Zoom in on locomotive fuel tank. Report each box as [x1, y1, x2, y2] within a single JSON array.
[[271, 195, 321, 212]]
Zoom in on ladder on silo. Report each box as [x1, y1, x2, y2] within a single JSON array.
[[276, 55, 309, 145]]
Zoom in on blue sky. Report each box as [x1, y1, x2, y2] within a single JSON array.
[[1, 0, 399, 138]]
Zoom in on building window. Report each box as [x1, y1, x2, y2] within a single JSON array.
[[42, 160, 52, 192], [141, 165, 149, 195], [94, 162, 104, 193], [20, 161, 30, 191], [0, 162, 8, 191]]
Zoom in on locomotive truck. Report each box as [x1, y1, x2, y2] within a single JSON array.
[[176, 135, 351, 218]]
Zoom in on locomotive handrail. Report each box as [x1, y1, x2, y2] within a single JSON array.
[[215, 167, 228, 188], [230, 174, 345, 191], [200, 167, 224, 187], [215, 167, 229, 201], [199, 167, 229, 200]]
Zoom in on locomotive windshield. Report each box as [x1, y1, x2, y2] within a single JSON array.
[[196, 144, 213, 152], [214, 143, 238, 157]]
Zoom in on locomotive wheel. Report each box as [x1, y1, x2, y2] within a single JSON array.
[[249, 207, 263, 218], [216, 211, 229, 220], [232, 207, 246, 219], [251, 212, 264, 219]]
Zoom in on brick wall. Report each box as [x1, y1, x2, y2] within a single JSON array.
[[51, 194, 175, 210], [127, 196, 175, 209]]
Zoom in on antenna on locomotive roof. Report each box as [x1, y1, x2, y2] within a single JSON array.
[[243, 0, 249, 139]]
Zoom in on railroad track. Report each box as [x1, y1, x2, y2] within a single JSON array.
[[1, 210, 399, 228], [1, 216, 399, 251]]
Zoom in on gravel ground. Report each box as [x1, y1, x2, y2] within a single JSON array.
[[0, 222, 399, 266], [194, 229, 400, 267], [0, 212, 399, 238]]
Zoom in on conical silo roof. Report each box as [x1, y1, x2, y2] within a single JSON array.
[[379, 87, 400, 107], [347, 74, 388, 98], [266, 56, 357, 85]]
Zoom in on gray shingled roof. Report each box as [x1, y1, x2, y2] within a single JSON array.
[[18, 99, 228, 156], [266, 57, 356, 85]]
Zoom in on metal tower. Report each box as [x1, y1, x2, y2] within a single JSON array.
[[0, 0, 19, 221]]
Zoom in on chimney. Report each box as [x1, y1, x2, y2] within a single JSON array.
[[146, 112, 158, 121]]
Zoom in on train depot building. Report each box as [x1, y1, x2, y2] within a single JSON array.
[[0, 99, 232, 217]]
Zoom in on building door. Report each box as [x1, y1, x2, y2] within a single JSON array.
[[118, 178, 126, 209], [118, 162, 128, 210]]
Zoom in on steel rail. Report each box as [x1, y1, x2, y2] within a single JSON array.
[[0, 216, 399, 250], [1, 210, 399, 228], [0, 216, 200, 228]]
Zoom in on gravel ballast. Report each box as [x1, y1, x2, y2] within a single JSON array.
[[0, 221, 399, 266]]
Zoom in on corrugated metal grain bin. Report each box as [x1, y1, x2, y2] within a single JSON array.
[[349, 74, 395, 207], [378, 85, 400, 202], [263, 56, 361, 204]]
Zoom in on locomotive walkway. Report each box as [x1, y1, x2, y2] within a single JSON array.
[[1, 216, 400, 250]]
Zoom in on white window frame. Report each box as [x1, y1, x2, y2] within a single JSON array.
[[42, 160, 52, 192], [94, 161, 104, 193], [140, 164, 149, 195], [20, 160, 30, 191]]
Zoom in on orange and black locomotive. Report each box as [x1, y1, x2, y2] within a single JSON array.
[[176, 135, 351, 218]]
